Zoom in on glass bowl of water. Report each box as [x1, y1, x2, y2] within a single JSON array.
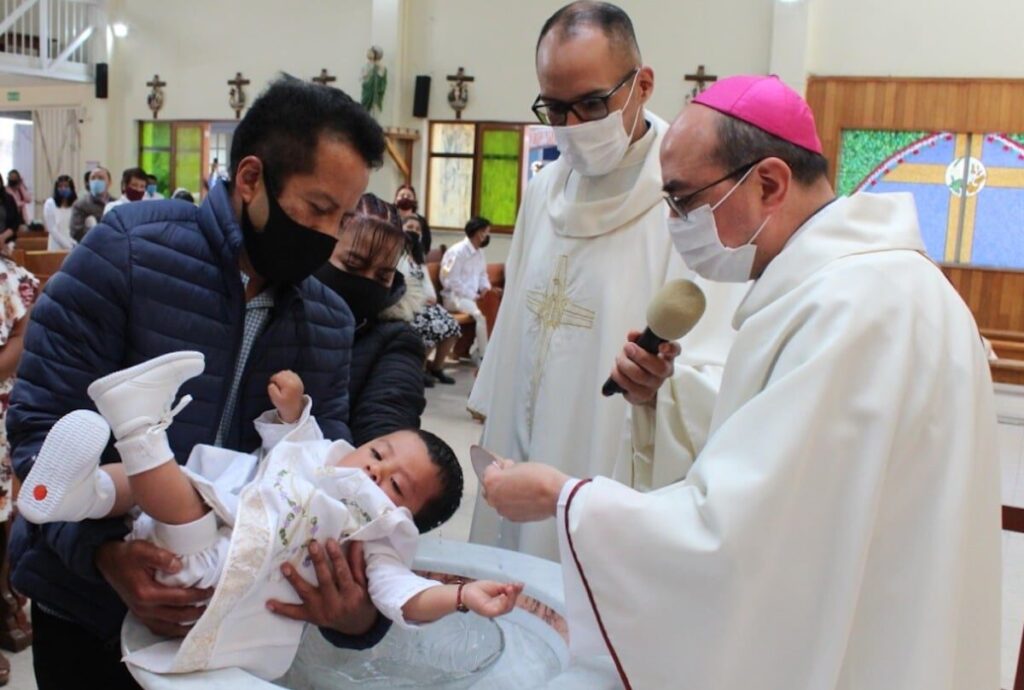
[[277, 613, 505, 690]]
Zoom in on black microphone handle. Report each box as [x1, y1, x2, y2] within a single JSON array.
[[601, 327, 668, 397]]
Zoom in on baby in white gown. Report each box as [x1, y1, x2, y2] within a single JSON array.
[[18, 351, 522, 679]]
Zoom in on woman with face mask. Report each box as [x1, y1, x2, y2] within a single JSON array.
[[314, 194, 427, 445], [43, 175, 78, 251], [383, 215, 462, 387], [5, 169, 31, 225], [0, 174, 22, 238], [394, 184, 432, 255]]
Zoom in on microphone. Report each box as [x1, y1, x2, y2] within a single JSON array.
[[602, 279, 706, 397]]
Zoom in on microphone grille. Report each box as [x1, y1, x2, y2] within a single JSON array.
[[646, 279, 706, 341]]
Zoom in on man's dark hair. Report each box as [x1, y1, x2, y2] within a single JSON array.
[[229, 76, 386, 192], [121, 167, 148, 188], [464, 216, 491, 239], [412, 429, 463, 533], [714, 116, 828, 186], [146, 174, 158, 183], [537, 1, 641, 63]]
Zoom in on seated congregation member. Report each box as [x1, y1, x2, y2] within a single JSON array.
[[315, 194, 427, 445], [394, 184, 431, 254], [5, 170, 31, 224], [103, 167, 150, 215], [144, 174, 164, 200], [385, 214, 461, 387], [440, 216, 493, 360], [7, 76, 387, 690], [43, 174, 78, 250], [19, 353, 521, 680], [0, 174, 22, 236], [70, 166, 112, 241]]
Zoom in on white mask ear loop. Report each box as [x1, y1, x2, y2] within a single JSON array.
[[623, 73, 643, 140], [710, 163, 758, 213]]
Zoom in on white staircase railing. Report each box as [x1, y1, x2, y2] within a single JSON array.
[[0, 0, 104, 82]]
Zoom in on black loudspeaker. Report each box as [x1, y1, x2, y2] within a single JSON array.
[[413, 75, 430, 118], [95, 63, 108, 99]]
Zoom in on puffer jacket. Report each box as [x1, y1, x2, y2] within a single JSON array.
[[6, 183, 356, 642]]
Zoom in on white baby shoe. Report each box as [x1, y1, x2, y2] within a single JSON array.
[[87, 351, 205, 441]]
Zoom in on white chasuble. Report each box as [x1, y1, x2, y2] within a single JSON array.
[[558, 193, 1000, 689], [468, 113, 745, 560]]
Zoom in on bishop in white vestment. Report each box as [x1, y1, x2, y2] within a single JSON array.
[[482, 76, 1000, 689]]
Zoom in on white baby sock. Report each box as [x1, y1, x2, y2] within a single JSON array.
[[18, 410, 117, 524]]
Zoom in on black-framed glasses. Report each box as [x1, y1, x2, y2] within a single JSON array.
[[663, 161, 760, 220], [531, 68, 639, 126]]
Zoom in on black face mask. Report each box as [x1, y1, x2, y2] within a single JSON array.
[[315, 263, 403, 325], [240, 178, 337, 286], [480, 235, 491, 248], [395, 198, 417, 212]]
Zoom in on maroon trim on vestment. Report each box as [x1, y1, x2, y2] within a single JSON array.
[[563, 478, 632, 690]]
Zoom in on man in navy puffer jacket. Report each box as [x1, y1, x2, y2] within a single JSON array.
[[7, 78, 389, 688]]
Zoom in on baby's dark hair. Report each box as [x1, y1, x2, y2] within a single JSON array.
[[412, 429, 463, 533]]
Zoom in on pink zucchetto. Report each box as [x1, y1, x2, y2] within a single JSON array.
[[693, 75, 823, 155]]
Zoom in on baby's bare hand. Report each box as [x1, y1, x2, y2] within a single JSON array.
[[268, 370, 305, 423]]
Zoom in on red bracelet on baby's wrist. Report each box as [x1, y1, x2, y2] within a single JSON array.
[[456, 582, 469, 613]]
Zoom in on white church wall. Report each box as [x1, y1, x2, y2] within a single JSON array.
[[807, 0, 1024, 79]]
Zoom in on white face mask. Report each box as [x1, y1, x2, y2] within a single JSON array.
[[553, 75, 642, 177], [667, 166, 770, 283]]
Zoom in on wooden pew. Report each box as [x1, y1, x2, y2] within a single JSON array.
[[23, 251, 69, 289], [993, 359, 1024, 386], [426, 261, 505, 360], [16, 234, 48, 252]]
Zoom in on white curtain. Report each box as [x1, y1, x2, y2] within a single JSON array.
[[32, 107, 81, 223]]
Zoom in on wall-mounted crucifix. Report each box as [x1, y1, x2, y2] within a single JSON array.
[[146, 74, 166, 119], [446, 67, 475, 120], [228, 72, 251, 120], [312, 68, 336, 86], [684, 65, 717, 102]]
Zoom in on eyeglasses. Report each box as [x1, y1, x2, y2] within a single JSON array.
[[663, 161, 759, 220], [531, 68, 639, 126]]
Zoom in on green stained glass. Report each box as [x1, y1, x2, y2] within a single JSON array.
[[1010, 133, 1024, 148], [175, 125, 202, 151], [141, 121, 171, 149], [478, 130, 521, 226], [175, 152, 202, 196], [140, 151, 170, 192], [837, 129, 928, 195]]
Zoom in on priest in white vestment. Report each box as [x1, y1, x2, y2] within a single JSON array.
[[480, 75, 1000, 690], [468, 1, 744, 561]]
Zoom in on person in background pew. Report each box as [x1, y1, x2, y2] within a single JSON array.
[[104, 167, 150, 216], [0, 228, 38, 686], [70, 166, 112, 241], [0, 175, 23, 238], [43, 175, 78, 251], [384, 214, 461, 388], [394, 184, 431, 255], [440, 216, 493, 363], [5, 171, 31, 225]]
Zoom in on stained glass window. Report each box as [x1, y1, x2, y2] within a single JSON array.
[[837, 129, 1024, 269], [139, 122, 171, 195], [478, 128, 521, 227], [174, 125, 203, 198], [427, 121, 529, 232]]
